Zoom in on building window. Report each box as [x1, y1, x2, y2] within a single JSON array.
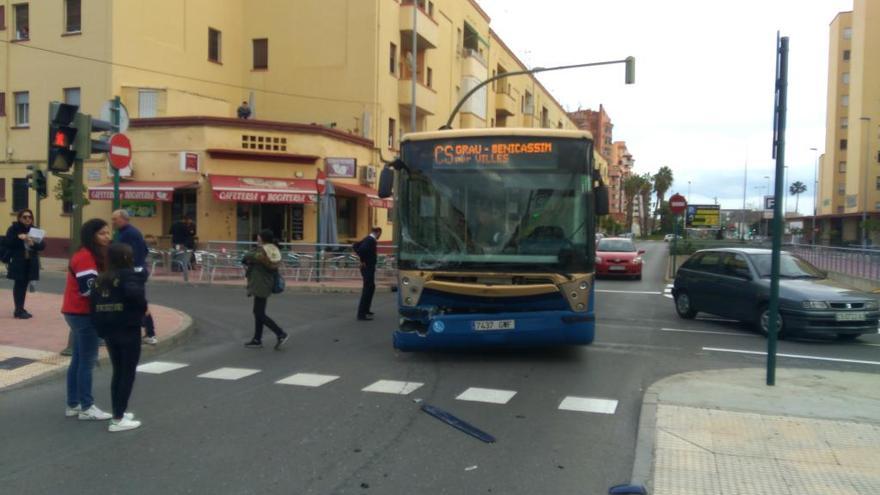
[[388, 118, 396, 149], [65, 0, 81, 33], [13, 3, 28, 40], [841, 95, 849, 107], [876, 176, 880, 191], [208, 28, 222, 63], [13, 91, 28, 126], [842, 72, 850, 85], [63, 87, 80, 106], [12, 178, 28, 212], [840, 117, 848, 129], [837, 206, 845, 213], [426, 67, 433, 88], [840, 139, 847, 150], [138, 89, 158, 118], [843, 27, 852, 40], [838, 185, 845, 196], [389, 43, 397, 74], [0, 6, 6, 31], [336, 196, 357, 238], [839, 161, 846, 173], [522, 91, 534, 114], [253, 38, 268, 70], [0, 92, 5, 116], [428, 1, 434, 18], [0, 178, 5, 201], [843, 49, 850, 61]]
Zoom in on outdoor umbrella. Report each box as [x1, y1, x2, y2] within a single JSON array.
[[319, 181, 338, 246]]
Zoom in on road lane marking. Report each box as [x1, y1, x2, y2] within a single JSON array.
[[136, 361, 189, 374], [661, 328, 758, 338], [276, 373, 340, 387], [456, 387, 517, 405], [596, 289, 663, 295], [702, 347, 880, 366], [663, 284, 674, 299], [362, 380, 423, 395], [197, 367, 261, 380], [558, 396, 618, 414]]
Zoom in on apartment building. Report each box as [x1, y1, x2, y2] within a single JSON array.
[[0, 0, 578, 253], [817, 1, 880, 245]]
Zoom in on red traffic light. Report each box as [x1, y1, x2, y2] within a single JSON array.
[[53, 130, 70, 147]]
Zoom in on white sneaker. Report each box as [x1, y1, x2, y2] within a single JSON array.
[[143, 336, 158, 345], [108, 417, 142, 432], [65, 405, 81, 418], [78, 405, 113, 421]]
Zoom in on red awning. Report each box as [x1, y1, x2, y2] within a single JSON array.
[[332, 181, 393, 209], [209, 175, 317, 204], [88, 181, 196, 202]]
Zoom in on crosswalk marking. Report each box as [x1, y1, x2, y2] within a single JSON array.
[[362, 379, 423, 395], [663, 284, 674, 299], [136, 361, 189, 374], [558, 396, 618, 414], [456, 387, 517, 405], [197, 367, 260, 380], [276, 373, 340, 387]]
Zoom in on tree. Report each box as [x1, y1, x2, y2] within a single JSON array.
[[789, 181, 807, 214], [652, 166, 674, 232], [623, 174, 643, 233], [638, 174, 653, 239]]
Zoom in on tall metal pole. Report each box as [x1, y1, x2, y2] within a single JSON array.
[[767, 34, 789, 386], [861, 117, 871, 248], [111, 96, 122, 211], [810, 147, 818, 245], [741, 159, 748, 240], [410, 4, 417, 133]]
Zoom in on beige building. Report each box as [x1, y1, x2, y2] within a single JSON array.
[[0, 0, 578, 255], [817, 2, 880, 245]]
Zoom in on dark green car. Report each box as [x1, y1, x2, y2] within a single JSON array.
[[672, 248, 880, 340]]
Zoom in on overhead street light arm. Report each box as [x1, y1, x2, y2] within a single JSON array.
[[442, 57, 635, 129]]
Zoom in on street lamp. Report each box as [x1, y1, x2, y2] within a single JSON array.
[[810, 147, 819, 246], [687, 181, 692, 202], [860, 117, 871, 248]]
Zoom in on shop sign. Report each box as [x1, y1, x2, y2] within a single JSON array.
[[87, 169, 102, 182], [368, 197, 394, 209], [213, 190, 317, 204], [89, 189, 173, 202], [325, 157, 357, 178], [122, 201, 157, 218]]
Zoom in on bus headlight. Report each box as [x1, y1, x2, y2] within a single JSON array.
[[405, 297, 413, 305], [402, 277, 410, 286], [579, 281, 589, 290], [576, 303, 584, 310]]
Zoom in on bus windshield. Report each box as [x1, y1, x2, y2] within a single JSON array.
[[398, 136, 594, 273]]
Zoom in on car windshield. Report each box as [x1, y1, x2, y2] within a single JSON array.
[[597, 239, 636, 252], [749, 253, 826, 279]]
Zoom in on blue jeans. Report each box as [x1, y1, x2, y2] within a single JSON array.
[[65, 314, 99, 410]]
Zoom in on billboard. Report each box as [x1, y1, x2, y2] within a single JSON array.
[[686, 204, 721, 228]]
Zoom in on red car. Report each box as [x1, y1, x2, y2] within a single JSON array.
[[595, 237, 645, 280]]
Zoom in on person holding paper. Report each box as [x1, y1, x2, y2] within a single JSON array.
[[3, 209, 46, 319]]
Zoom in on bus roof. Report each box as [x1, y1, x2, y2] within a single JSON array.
[[401, 127, 593, 143]]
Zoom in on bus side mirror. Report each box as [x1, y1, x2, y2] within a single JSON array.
[[378, 166, 394, 199], [595, 184, 610, 216]]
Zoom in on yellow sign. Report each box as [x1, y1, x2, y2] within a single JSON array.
[[686, 205, 721, 228]]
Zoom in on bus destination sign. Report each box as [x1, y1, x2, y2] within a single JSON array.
[[431, 139, 557, 168]]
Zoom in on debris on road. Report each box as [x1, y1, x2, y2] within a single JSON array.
[[420, 403, 496, 443], [464, 465, 478, 471]]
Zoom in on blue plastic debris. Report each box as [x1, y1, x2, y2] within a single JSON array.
[[420, 403, 496, 443], [608, 484, 647, 495]]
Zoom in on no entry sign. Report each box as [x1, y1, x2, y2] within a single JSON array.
[[316, 169, 327, 195], [108, 133, 132, 170], [669, 193, 687, 215]]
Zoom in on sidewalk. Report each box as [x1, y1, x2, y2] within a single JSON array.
[[0, 289, 193, 391], [633, 368, 880, 494]]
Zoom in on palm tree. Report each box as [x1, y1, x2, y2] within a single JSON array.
[[652, 166, 674, 231], [638, 174, 654, 238], [623, 174, 643, 232], [789, 181, 807, 214]]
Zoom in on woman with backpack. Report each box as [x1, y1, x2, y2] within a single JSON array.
[[3, 209, 46, 319], [92, 243, 147, 432], [242, 229, 289, 350]]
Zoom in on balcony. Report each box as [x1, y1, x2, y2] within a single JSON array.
[[495, 90, 516, 117], [399, 78, 437, 116], [461, 48, 488, 78], [400, 3, 438, 50]]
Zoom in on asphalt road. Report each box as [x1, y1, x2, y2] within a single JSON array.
[[1, 241, 877, 494]]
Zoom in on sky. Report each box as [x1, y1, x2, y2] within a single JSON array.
[[477, 0, 853, 214]]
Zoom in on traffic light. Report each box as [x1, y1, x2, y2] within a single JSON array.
[[25, 165, 47, 199], [73, 113, 115, 158], [47, 102, 79, 172]]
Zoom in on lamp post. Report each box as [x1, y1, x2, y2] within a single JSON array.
[[810, 147, 819, 245], [764, 175, 771, 236], [860, 117, 871, 248]]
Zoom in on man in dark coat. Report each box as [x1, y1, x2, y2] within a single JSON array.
[[353, 227, 381, 321], [3, 209, 45, 319], [170, 216, 197, 250]]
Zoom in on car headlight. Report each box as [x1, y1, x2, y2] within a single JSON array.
[[595, 257, 603, 263], [864, 300, 879, 310], [802, 301, 829, 309], [632, 257, 643, 264]]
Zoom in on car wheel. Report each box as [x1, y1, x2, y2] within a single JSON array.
[[836, 333, 859, 342], [757, 305, 785, 338], [674, 291, 697, 319]]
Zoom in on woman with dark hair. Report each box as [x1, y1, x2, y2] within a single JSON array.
[[3, 209, 46, 318], [92, 243, 146, 432], [242, 229, 289, 350], [62, 218, 113, 421]]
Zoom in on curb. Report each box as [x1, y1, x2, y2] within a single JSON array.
[[0, 308, 196, 394], [630, 389, 659, 491]]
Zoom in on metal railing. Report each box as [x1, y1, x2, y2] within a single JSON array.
[[786, 243, 880, 281]]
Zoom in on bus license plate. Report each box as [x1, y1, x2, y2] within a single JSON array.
[[836, 312, 867, 322], [473, 320, 516, 331]]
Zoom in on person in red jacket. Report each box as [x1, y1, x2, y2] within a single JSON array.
[[63, 218, 114, 421]]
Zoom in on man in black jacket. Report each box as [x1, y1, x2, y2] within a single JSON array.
[[353, 227, 381, 321]]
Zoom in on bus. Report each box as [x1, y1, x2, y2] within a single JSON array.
[[378, 128, 608, 351]]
